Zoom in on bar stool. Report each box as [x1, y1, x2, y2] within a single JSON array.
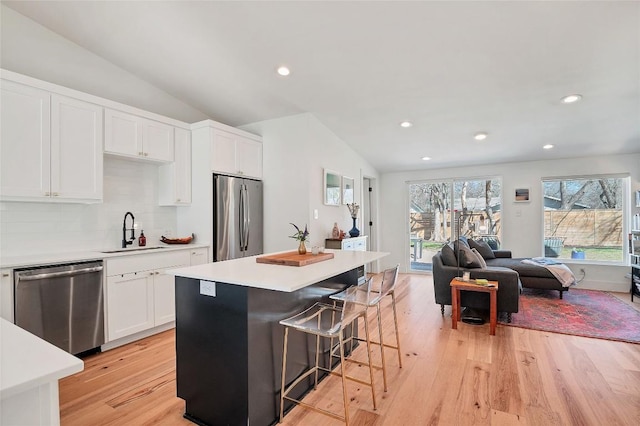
[[279, 283, 377, 425], [329, 265, 402, 392]]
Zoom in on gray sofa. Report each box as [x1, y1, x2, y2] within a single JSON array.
[[432, 250, 522, 322]]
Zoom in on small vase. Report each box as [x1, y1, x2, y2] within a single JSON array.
[[298, 240, 307, 255], [349, 217, 360, 237]]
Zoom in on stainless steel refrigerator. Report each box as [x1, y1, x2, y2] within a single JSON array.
[[213, 174, 263, 261]]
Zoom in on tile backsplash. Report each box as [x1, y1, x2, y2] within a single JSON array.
[[0, 156, 177, 257]]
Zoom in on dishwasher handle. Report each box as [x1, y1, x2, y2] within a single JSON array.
[[17, 266, 103, 281]]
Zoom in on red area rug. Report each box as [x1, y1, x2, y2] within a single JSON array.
[[500, 288, 640, 344]]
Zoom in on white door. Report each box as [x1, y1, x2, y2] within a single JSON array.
[[174, 127, 192, 203], [0, 80, 51, 199], [153, 269, 177, 325], [236, 137, 263, 179], [143, 119, 174, 162], [106, 273, 154, 341], [51, 95, 103, 201], [211, 129, 236, 175], [104, 109, 143, 157]]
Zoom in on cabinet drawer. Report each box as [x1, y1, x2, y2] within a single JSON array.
[[342, 241, 354, 250], [106, 250, 191, 276], [353, 238, 366, 251]]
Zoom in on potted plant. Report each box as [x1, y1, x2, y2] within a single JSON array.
[[571, 248, 585, 259]]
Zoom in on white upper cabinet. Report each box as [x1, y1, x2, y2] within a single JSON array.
[[1, 80, 102, 202], [105, 108, 174, 162], [211, 128, 262, 179], [1, 80, 51, 199], [159, 127, 192, 205], [51, 95, 103, 201]]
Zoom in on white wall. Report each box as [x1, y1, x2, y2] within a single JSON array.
[[380, 153, 640, 292], [0, 157, 178, 257], [0, 5, 208, 123], [242, 113, 379, 255]]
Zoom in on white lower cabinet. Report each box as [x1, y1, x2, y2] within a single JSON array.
[[105, 250, 190, 342], [1, 269, 13, 322], [106, 272, 154, 341]]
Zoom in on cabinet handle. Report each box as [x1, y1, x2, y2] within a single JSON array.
[[138, 151, 143, 156], [176, 198, 181, 202], [52, 192, 59, 197], [150, 272, 155, 276], [44, 192, 50, 196], [2, 273, 9, 278], [144, 152, 149, 157], [238, 171, 243, 175]]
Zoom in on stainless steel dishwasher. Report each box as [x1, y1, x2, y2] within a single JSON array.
[[14, 260, 105, 355]]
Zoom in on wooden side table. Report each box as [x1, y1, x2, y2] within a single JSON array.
[[450, 278, 499, 335]]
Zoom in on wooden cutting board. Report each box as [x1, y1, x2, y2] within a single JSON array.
[[256, 251, 334, 266]]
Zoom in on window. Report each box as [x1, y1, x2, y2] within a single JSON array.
[[542, 176, 628, 263], [408, 177, 501, 271]]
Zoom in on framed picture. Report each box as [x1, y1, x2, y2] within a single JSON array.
[[342, 176, 354, 204], [636, 190, 640, 208], [323, 169, 341, 206], [514, 188, 530, 202]]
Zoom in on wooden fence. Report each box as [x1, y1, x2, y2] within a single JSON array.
[[544, 209, 622, 247]]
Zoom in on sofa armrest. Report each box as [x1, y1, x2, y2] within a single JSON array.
[[493, 250, 512, 258]]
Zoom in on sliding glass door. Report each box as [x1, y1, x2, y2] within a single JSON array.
[[409, 178, 501, 271]]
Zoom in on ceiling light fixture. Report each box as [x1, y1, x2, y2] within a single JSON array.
[[543, 144, 554, 150], [561, 94, 582, 104], [277, 66, 290, 76], [474, 132, 488, 141], [421, 156, 431, 161], [400, 121, 413, 128]]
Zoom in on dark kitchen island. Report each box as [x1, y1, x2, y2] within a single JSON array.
[[168, 249, 388, 426]]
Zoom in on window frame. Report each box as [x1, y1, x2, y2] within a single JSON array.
[[540, 174, 630, 266]]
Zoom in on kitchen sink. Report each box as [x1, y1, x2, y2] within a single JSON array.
[[100, 246, 168, 254]]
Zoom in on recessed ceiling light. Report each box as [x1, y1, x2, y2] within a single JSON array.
[[561, 94, 582, 104], [474, 132, 488, 141], [277, 66, 290, 76], [400, 121, 413, 128], [421, 156, 431, 161], [543, 144, 554, 149]]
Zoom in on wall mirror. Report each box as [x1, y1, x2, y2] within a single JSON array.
[[324, 169, 341, 206], [342, 176, 354, 204]]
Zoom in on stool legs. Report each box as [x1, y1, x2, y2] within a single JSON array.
[[390, 290, 403, 368], [279, 327, 289, 423], [375, 303, 388, 391]]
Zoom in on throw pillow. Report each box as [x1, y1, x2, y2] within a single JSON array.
[[468, 239, 496, 259], [471, 248, 487, 269], [457, 244, 482, 268], [440, 243, 457, 267]]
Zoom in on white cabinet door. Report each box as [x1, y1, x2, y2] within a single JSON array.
[[104, 108, 143, 157], [153, 269, 176, 325], [159, 127, 191, 205], [211, 129, 236, 175], [236, 137, 263, 179], [211, 129, 263, 178], [106, 272, 154, 341], [51, 95, 103, 201], [1, 269, 13, 322], [190, 248, 209, 265], [0, 80, 51, 199], [105, 110, 174, 162], [143, 119, 174, 162]]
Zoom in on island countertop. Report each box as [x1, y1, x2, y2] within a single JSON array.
[[167, 249, 389, 292]]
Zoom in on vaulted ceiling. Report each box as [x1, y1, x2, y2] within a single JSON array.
[[4, 1, 639, 172]]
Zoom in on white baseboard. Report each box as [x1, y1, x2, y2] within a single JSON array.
[[101, 322, 175, 352], [574, 279, 629, 293]]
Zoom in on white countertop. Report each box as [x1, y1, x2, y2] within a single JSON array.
[[0, 318, 84, 399], [0, 243, 210, 269], [168, 249, 389, 292]]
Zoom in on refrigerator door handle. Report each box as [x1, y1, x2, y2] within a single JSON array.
[[239, 184, 245, 251], [244, 184, 250, 251]]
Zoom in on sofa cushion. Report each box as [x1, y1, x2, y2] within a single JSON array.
[[440, 243, 457, 267], [471, 248, 487, 268], [468, 239, 496, 259], [486, 258, 556, 278], [458, 244, 482, 268]]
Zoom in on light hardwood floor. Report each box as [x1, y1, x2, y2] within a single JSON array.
[[59, 274, 640, 425]]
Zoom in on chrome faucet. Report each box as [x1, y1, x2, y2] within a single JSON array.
[[122, 212, 135, 248]]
